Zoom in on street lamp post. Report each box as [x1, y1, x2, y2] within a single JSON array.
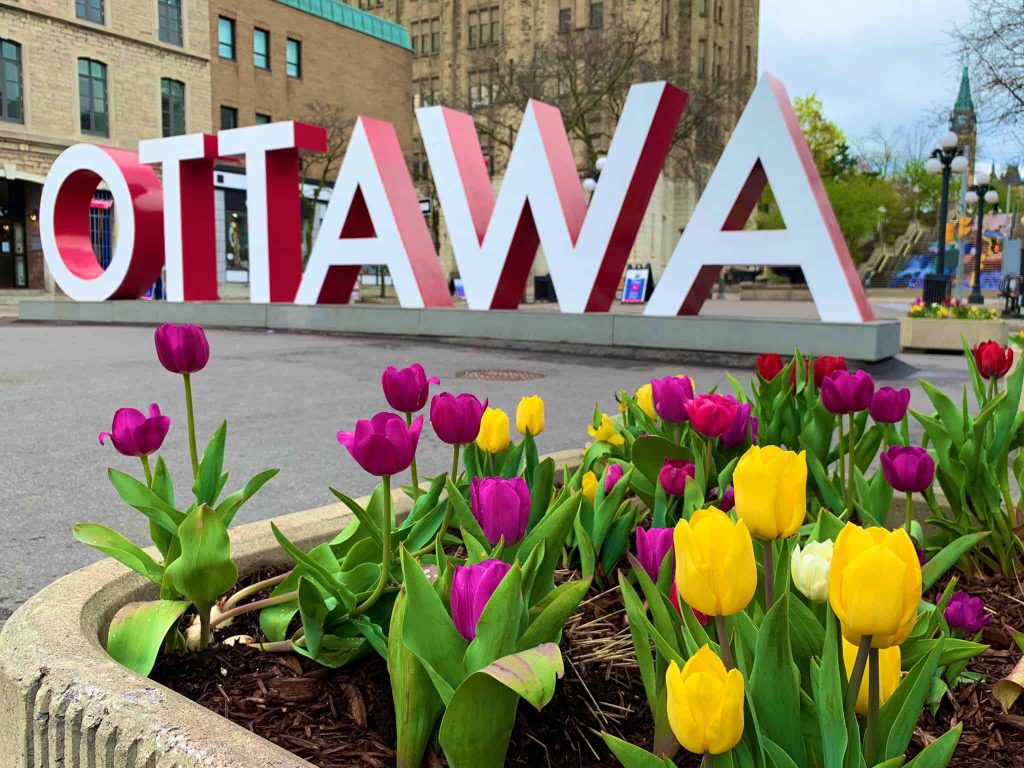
[[924, 131, 969, 303], [965, 170, 999, 305]]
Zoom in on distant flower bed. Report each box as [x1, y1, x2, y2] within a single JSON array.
[[908, 298, 999, 320]]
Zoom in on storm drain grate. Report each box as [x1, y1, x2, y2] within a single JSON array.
[[455, 369, 545, 381]]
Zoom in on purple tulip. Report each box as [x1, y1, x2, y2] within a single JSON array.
[[944, 591, 991, 634], [604, 464, 625, 493], [870, 386, 911, 424], [99, 404, 170, 457], [470, 477, 531, 546], [650, 376, 694, 423], [820, 370, 875, 415], [430, 393, 488, 445], [382, 363, 439, 413], [719, 400, 758, 448], [635, 527, 674, 581], [710, 486, 735, 512], [450, 559, 512, 642], [154, 323, 210, 375], [338, 412, 422, 476], [659, 458, 695, 497], [880, 446, 935, 493]]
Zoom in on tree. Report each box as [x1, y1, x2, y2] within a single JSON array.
[[297, 101, 351, 261], [793, 94, 854, 179]]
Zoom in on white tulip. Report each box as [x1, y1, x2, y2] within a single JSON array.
[[790, 540, 833, 603]]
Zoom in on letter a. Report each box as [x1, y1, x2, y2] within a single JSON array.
[[646, 74, 874, 322]]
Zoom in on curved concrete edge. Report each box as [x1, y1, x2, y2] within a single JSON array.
[[0, 448, 583, 768]]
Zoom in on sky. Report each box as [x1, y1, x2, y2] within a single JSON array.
[[758, 0, 1020, 170]]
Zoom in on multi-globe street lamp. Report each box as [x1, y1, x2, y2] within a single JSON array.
[[924, 131, 970, 303], [965, 169, 1000, 305]]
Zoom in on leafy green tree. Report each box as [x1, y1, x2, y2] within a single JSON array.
[[793, 94, 854, 180]]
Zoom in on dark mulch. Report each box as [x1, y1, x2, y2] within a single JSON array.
[[915, 573, 1024, 768]]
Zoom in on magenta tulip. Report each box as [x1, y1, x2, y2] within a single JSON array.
[[719, 400, 758, 448], [338, 412, 422, 476], [99, 404, 170, 457], [944, 591, 990, 634], [659, 458, 695, 496], [470, 477, 531, 546], [430, 393, 487, 445], [880, 446, 935, 493], [604, 463, 625, 493], [684, 393, 737, 438], [870, 386, 911, 424], [382, 363, 439, 413], [635, 526, 674, 581], [154, 323, 210, 375], [820, 370, 875, 415], [650, 376, 694, 423], [710, 485, 735, 512], [450, 559, 511, 642]]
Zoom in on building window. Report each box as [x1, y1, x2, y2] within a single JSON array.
[[431, 17, 440, 53], [76, 0, 104, 24], [588, 2, 603, 28], [218, 17, 235, 59], [160, 78, 185, 136], [469, 6, 499, 48], [698, 38, 707, 78], [253, 28, 270, 69], [158, 0, 182, 45], [469, 68, 492, 107], [745, 44, 752, 75], [286, 38, 301, 77], [698, 0, 708, 16], [255, 112, 271, 124], [78, 58, 108, 136], [412, 17, 439, 56], [413, 76, 439, 107], [558, 5, 571, 33], [220, 105, 237, 130], [0, 39, 23, 123]]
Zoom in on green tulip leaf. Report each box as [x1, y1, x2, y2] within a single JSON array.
[[192, 421, 228, 506], [106, 599, 189, 676], [903, 724, 961, 768], [815, 607, 849, 767], [165, 503, 237, 612], [920, 532, 989, 591], [259, 567, 302, 642], [297, 576, 331, 658], [464, 564, 522, 675], [600, 733, 675, 768], [527, 458, 555, 529], [518, 577, 589, 651], [73, 523, 164, 584], [879, 642, 942, 760], [329, 486, 384, 548], [107, 468, 184, 534], [217, 467, 279, 526], [513, 491, 581, 604]]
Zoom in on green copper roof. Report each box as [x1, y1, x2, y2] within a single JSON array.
[[273, 0, 411, 50], [955, 66, 973, 112]]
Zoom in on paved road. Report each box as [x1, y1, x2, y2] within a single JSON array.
[[0, 321, 975, 621]]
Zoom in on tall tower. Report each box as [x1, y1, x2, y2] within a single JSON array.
[[950, 66, 977, 181]]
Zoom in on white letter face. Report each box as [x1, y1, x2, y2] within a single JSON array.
[[646, 73, 874, 323]]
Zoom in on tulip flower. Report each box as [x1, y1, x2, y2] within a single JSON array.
[[450, 559, 511, 642], [338, 412, 422, 477], [587, 413, 625, 446], [604, 463, 624, 493], [665, 645, 745, 756], [972, 340, 1013, 381], [659, 458, 695, 496], [719, 400, 758, 448], [756, 353, 784, 381], [821, 370, 875, 415], [635, 383, 657, 420], [154, 322, 210, 375], [790, 540, 833, 603], [651, 375, 694, 423], [99, 404, 170, 461], [685, 394, 737, 439], [869, 386, 911, 424], [944, 591, 991, 634], [470, 477, 530, 546], [669, 583, 711, 624], [430, 393, 487, 445], [842, 638, 901, 715], [829, 522, 921, 648], [733, 445, 807, 540], [813, 355, 848, 388], [476, 407, 511, 454], [711, 486, 735, 512], [581, 470, 598, 503], [515, 396, 545, 437], [635, 526, 674, 581], [674, 507, 757, 618], [381, 363, 438, 413], [880, 446, 934, 494]]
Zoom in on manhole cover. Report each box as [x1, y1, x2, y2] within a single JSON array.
[[456, 369, 545, 381]]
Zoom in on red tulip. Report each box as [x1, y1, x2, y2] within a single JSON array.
[[972, 341, 1013, 380], [756, 354, 784, 381], [813, 355, 848, 388]]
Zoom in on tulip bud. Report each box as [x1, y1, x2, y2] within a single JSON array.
[[829, 523, 921, 648], [470, 477, 530, 546], [674, 507, 757, 617], [869, 386, 911, 424], [972, 340, 1013, 380], [666, 645, 745, 755], [515, 395, 545, 437], [430, 393, 487, 445], [635, 527, 674, 581], [603, 463, 625, 493], [880, 446, 935, 494], [659, 458, 695, 497], [338, 413, 422, 476], [944, 591, 991, 634], [635, 383, 658, 420], [581, 470, 598, 503], [381, 363, 439, 413], [650, 376, 694, 423], [719, 400, 758, 448], [450, 559, 511, 642], [756, 353, 784, 381], [733, 445, 807, 540], [813, 355, 847, 388], [790, 540, 832, 602], [684, 394, 738, 439], [842, 638, 901, 715], [154, 323, 210, 375], [587, 413, 625, 446], [820, 370, 875, 415], [99, 404, 170, 458], [476, 407, 511, 454]]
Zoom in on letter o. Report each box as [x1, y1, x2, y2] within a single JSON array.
[[40, 144, 164, 300]]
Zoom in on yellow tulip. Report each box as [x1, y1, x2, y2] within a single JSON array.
[[475, 407, 510, 454], [635, 383, 657, 420], [842, 638, 901, 715], [666, 645, 745, 755], [581, 470, 598, 503], [733, 445, 808, 540], [674, 507, 757, 617], [516, 396, 545, 437], [587, 413, 625, 446], [829, 523, 921, 648]]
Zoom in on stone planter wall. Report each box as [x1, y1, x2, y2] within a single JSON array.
[[899, 317, 1007, 351]]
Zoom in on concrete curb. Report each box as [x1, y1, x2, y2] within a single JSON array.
[[0, 448, 582, 768]]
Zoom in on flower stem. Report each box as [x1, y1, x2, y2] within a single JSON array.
[[434, 444, 462, 555], [904, 491, 914, 535], [212, 590, 298, 628], [846, 413, 856, 513], [140, 455, 153, 488], [836, 416, 847, 502], [705, 438, 714, 485], [406, 412, 420, 500], [222, 571, 291, 611], [198, 604, 212, 650], [865, 647, 880, 764], [701, 753, 713, 768], [845, 635, 872, 714], [182, 372, 199, 478], [714, 614, 734, 670], [762, 539, 776, 609], [352, 475, 391, 617]]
